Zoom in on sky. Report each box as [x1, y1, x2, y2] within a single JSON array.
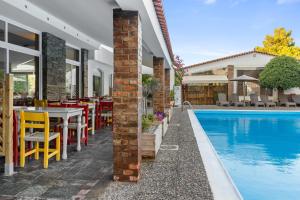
[[163, 0, 300, 66]]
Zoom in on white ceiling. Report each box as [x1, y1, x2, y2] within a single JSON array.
[[27, 0, 115, 47]]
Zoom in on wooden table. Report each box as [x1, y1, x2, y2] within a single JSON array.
[[14, 106, 83, 160]]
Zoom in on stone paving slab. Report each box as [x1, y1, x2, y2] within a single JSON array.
[[0, 108, 214, 200], [0, 127, 113, 200]]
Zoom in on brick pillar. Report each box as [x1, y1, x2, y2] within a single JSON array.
[[113, 9, 142, 182], [81, 49, 89, 97], [227, 65, 234, 100], [153, 57, 165, 114], [42, 32, 66, 100], [165, 68, 170, 109]]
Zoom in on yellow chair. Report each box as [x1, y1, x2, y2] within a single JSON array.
[[20, 111, 60, 169], [34, 99, 48, 107]]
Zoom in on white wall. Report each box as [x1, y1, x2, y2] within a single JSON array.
[[187, 52, 275, 75]]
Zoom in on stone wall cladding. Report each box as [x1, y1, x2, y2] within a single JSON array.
[[227, 65, 234, 100], [153, 57, 165, 114], [81, 49, 89, 97], [165, 68, 171, 109], [112, 9, 142, 182], [42, 32, 66, 100]]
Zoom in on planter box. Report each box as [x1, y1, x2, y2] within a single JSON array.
[[141, 123, 162, 159], [162, 117, 168, 137], [167, 107, 173, 123]]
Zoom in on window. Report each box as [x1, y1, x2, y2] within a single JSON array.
[[9, 50, 39, 98], [8, 23, 39, 50], [66, 45, 80, 98], [66, 64, 79, 98], [0, 20, 4, 41], [66, 46, 79, 61], [93, 75, 102, 96]]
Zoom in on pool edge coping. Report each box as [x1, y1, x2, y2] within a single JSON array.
[[188, 109, 243, 200]]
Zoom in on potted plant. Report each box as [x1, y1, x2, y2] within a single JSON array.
[[142, 74, 159, 115], [155, 111, 168, 137]]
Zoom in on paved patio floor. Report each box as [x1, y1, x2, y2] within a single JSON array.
[[0, 108, 214, 200]]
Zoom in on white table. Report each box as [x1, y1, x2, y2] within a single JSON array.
[[14, 106, 83, 160]]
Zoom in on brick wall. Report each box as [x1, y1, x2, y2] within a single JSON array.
[[227, 65, 234, 100], [165, 68, 170, 109], [113, 9, 142, 182], [153, 57, 165, 113], [42, 32, 66, 100]]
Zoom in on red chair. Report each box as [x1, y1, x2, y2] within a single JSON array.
[[49, 103, 89, 146], [99, 101, 113, 128]]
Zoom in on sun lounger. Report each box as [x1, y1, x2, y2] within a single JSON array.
[[230, 94, 244, 107], [261, 95, 276, 107], [250, 94, 265, 107], [279, 95, 296, 107], [292, 95, 300, 106], [217, 93, 229, 106]]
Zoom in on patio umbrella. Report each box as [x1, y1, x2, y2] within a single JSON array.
[[230, 75, 258, 104]]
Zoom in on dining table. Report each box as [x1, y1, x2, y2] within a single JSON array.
[[14, 106, 83, 160]]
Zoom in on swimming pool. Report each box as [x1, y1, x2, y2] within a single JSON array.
[[194, 110, 300, 200]]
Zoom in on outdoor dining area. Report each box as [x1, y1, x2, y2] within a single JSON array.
[[0, 76, 114, 174]]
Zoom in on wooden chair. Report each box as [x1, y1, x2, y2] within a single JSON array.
[[20, 111, 60, 169], [99, 101, 113, 128], [61, 103, 89, 146], [34, 99, 48, 107], [49, 104, 88, 146]]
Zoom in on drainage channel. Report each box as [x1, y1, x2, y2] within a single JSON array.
[[160, 145, 179, 151]]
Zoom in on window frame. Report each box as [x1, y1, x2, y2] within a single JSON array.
[[0, 15, 42, 99], [66, 43, 81, 98]]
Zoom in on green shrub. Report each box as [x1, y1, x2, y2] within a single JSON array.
[[142, 114, 155, 131], [260, 56, 300, 90], [170, 90, 174, 101]]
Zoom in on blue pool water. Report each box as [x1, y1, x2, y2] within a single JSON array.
[[195, 110, 300, 200]]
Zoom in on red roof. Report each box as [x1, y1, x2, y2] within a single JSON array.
[[153, 0, 174, 62], [185, 50, 277, 69]]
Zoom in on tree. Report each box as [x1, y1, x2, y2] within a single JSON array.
[[256, 27, 300, 59], [259, 56, 300, 90], [142, 74, 159, 115], [173, 55, 185, 86]]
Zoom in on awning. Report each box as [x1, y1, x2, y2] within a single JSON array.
[[182, 75, 228, 84]]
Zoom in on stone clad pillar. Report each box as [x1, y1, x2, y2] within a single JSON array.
[[112, 9, 142, 182], [227, 65, 234, 100], [81, 49, 89, 97], [153, 57, 165, 114], [165, 68, 171, 109], [42, 32, 66, 100]]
